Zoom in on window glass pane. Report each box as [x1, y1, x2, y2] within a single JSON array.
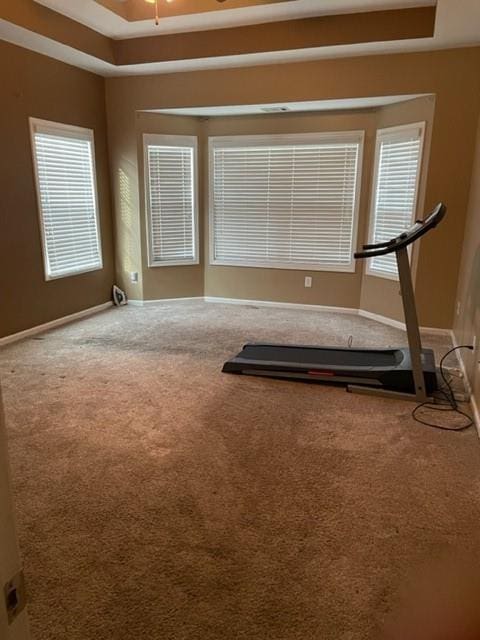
[[146, 143, 196, 265], [211, 137, 361, 271], [32, 124, 102, 280], [369, 126, 424, 278]]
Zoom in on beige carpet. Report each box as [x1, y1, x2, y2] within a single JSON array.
[[1, 301, 480, 640]]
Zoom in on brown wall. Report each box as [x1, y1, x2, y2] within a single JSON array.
[[106, 47, 480, 327], [107, 111, 204, 302], [1, 1, 433, 68], [453, 111, 480, 410], [134, 100, 432, 310], [113, 104, 433, 310], [114, 7, 435, 65], [0, 40, 114, 339], [359, 95, 435, 324]]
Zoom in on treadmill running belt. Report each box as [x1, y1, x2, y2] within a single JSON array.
[[238, 345, 403, 368]]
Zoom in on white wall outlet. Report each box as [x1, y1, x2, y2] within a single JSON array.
[[130, 271, 139, 284], [456, 301, 461, 316], [304, 276, 312, 288]]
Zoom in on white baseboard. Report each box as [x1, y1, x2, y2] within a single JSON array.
[[134, 295, 452, 335], [0, 302, 113, 348], [452, 330, 472, 397], [471, 396, 480, 438], [0, 293, 449, 341], [107, 295, 454, 339], [129, 297, 203, 307], [204, 296, 358, 315], [452, 330, 480, 438], [420, 326, 453, 337], [3, 296, 470, 428], [205, 297, 452, 336], [2, 293, 453, 353], [358, 309, 405, 331], [358, 310, 452, 336]]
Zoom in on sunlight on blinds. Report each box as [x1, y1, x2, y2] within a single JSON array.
[[32, 126, 102, 279], [368, 125, 424, 278], [146, 144, 196, 265]]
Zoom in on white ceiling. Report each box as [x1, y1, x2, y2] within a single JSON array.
[[33, 0, 436, 39], [147, 95, 431, 117], [2, 0, 480, 76]]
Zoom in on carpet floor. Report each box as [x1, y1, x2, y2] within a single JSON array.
[[1, 301, 480, 640]]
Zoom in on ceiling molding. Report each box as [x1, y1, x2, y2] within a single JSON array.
[[113, 7, 436, 65], [94, 0, 293, 23], [145, 95, 432, 117], [0, 2, 436, 68], [93, 0, 129, 21], [34, 0, 436, 38], [0, 18, 116, 75], [2, 0, 114, 63]]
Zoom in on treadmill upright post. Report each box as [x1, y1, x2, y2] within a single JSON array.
[[396, 246, 429, 403]]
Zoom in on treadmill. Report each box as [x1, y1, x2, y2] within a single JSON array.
[[222, 203, 446, 403]]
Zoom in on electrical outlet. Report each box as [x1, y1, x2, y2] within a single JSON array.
[[456, 301, 461, 316], [304, 276, 312, 288], [130, 271, 139, 284]]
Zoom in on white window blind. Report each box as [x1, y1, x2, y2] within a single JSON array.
[[210, 133, 363, 272], [30, 119, 102, 280], [367, 123, 425, 279], [144, 135, 198, 266]]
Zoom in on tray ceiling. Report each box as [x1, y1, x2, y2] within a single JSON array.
[[0, 1, 479, 77]]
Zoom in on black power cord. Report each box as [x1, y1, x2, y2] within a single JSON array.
[[412, 345, 474, 431]]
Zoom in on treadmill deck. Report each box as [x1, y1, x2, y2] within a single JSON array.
[[222, 343, 438, 393]]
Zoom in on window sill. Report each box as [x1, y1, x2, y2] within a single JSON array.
[[148, 260, 200, 268], [45, 264, 103, 281], [210, 259, 356, 273]]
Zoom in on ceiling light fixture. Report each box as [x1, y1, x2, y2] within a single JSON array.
[[145, 0, 175, 26]]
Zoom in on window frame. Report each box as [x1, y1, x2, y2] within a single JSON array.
[[208, 131, 365, 273], [366, 122, 426, 281], [29, 117, 103, 282], [143, 133, 199, 268]]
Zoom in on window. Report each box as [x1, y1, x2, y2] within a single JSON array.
[[209, 132, 364, 272], [30, 118, 103, 280], [144, 134, 198, 266], [367, 123, 425, 279]]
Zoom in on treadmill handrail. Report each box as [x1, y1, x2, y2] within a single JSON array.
[[354, 203, 446, 259], [362, 238, 397, 251]]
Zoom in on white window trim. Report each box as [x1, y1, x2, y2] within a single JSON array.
[[208, 131, 365, 273], [366, 121, 426, 281], [143, 134, 199, 268], [29, 117, 103, 281]]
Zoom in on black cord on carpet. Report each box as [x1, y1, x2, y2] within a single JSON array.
[[412, 345, 474, 431]]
